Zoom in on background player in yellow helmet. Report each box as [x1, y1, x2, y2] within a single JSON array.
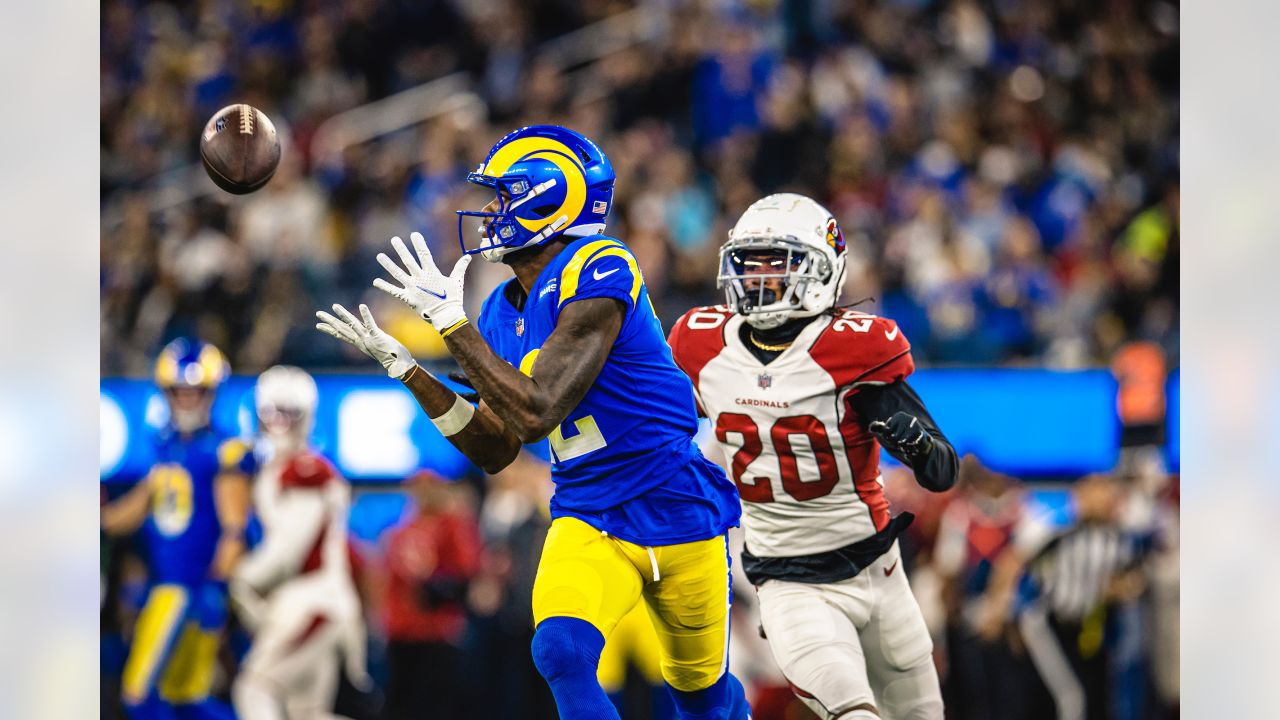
[[101, 339, 253, 720]]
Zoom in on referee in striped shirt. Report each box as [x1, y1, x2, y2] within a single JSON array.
[[978, 474, 1143, 720]]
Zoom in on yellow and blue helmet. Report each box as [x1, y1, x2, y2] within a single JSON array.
[[456, 125, 615, 262], [153, 338, 229, 391]]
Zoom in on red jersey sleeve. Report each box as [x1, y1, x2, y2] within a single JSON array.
[[667, 306, 732, 391], [279, 452, 337, 490], [809, 311, 914, 389], [667, 306, 733, 415]]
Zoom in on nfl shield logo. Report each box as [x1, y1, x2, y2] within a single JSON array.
[[757, 373, 772, 390], [515, 318, 525, 337]]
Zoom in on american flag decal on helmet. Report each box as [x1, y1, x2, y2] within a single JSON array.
[[593, 200, 608, 214]]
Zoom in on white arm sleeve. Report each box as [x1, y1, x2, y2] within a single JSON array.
[[229, 576, 267, 631], [234, 490, 328, 594]]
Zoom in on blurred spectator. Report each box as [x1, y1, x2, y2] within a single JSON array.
[[932, 456, 1030, 720], [1111, 339, 1169, 451], [982, 217, 1057, 359], [379, 470, 482, 720], [691, 19, 775, 148], [468, 451, 557, 719], [979, 474, 1139, 720]]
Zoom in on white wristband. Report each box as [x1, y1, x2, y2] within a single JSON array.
[[430, 393, 475, 436]]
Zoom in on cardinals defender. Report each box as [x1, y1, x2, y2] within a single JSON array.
[[669, 194, 959, 720], [230, 366, 369, 720]]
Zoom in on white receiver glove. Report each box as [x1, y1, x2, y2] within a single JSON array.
[[315, 303, 418, 379], [373, 232, 472, 337]]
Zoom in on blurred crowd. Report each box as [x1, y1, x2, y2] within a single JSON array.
[[101, 0, 1179, 375]]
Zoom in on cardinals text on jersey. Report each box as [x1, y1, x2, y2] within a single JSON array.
[[669, 305, 913, 558]]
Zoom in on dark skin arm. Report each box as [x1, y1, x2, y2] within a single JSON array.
[[401, 367, 523, 475], [401, 297, 625, 471], [446, 297, 625, 444]]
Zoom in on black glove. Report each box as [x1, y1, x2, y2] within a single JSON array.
[[447, 371, 481, 404], [868, 411, 934, 464]]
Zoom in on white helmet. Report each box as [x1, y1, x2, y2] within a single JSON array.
[[718, 193, 848, 329], [255, 365, 319, 455]]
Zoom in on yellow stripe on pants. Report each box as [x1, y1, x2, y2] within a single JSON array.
[[122, 584, 189, 703]]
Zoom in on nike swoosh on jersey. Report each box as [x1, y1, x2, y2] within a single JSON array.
[[884, 325, 899, 341], [593, 267, 620, 280], [416, 285, 448, 300], [883, 560, 898, 577]]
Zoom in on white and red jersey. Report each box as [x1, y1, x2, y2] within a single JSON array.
[[236, 449, 362, 631], [668, 306, 914, 558], [233, 449, 371, 717]]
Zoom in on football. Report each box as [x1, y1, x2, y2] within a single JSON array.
[[199, 104, 281, 195]]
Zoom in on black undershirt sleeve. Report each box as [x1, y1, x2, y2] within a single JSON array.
[[848, 380, 959, 492]]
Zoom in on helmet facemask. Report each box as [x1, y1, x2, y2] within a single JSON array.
[[718, 237, 833, 330], [456, 170, 568, 263], [456, 126, 617, 263]]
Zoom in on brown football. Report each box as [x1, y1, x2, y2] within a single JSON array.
[[199, 104, 281, 195]]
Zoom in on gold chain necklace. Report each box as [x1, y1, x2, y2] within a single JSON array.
[[748, 332, 792, 352]]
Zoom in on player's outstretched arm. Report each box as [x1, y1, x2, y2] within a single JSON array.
[[367, 231, 625, 444], [101, 477, 153, 536], [852, 380, 959, 492], [315, 303, 522, 474], [211, 468, 252, 580], [400, 365, 523, 474], [440, 297, 625, 443]]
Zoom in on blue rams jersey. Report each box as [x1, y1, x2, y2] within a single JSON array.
[[476, 234, 740, 545], [140, 425, 254, 587]]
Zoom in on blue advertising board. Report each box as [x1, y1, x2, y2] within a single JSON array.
[[101, 374, 475, 483], [102, 368, 1176, 483]]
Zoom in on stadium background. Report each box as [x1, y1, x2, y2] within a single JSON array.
[[100, 0, 1179, 718]]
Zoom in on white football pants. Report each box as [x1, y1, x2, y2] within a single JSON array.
[[232, 606, 343, 720], [755, 541, 943, 720]]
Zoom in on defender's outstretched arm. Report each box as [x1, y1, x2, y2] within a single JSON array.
[[852, 380, 959, 492]]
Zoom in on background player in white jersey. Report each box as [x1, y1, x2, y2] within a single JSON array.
[[668, 194, 959, 720], [230, 366, 369, 720]]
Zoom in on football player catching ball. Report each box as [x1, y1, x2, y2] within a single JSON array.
[[315, 125, 751, 720]]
